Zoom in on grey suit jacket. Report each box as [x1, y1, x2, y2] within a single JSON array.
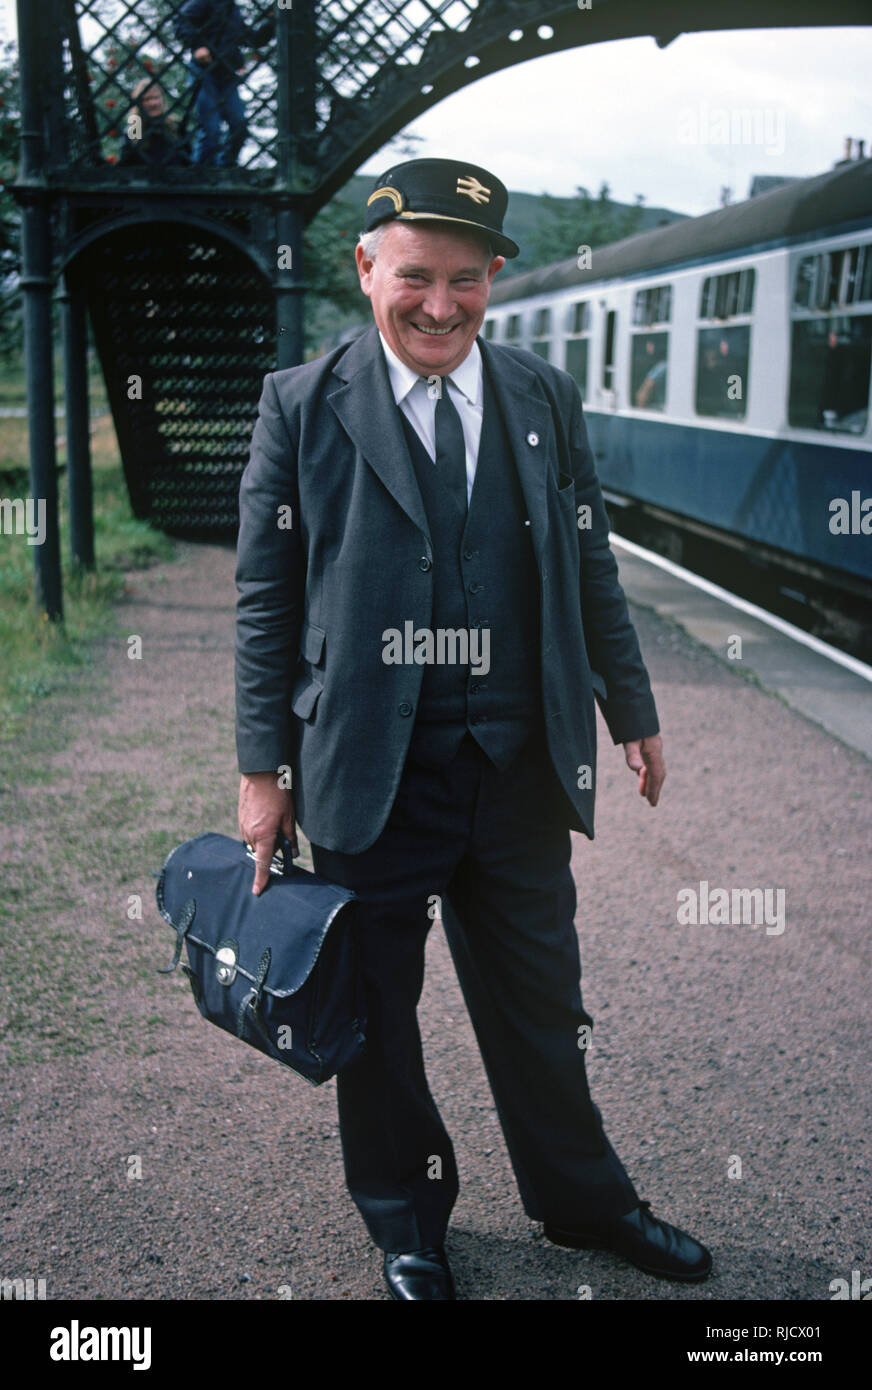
[[235, 324, 659, 854]]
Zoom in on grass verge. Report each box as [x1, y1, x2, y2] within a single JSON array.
[[0, 412, 175, 744]]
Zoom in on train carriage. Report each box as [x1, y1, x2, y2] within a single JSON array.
[[485, 158, 872, 606]]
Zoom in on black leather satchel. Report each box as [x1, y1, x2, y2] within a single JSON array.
[[156, 832, 366, 1085]]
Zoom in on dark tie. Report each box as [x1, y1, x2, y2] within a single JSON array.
[[431, 378, 468, 513]]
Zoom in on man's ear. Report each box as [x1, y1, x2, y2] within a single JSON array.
[[488, 255, 506, 283], [355, 242, 374, 295]]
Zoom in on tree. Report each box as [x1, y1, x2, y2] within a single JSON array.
[[0, 40, 21, 361], [528, 181, 645, 268]]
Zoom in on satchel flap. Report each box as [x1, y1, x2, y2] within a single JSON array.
[[156, 832, 353, 996]]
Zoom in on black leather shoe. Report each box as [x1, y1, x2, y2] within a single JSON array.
[[383, 1245, 456, 1300], [544, 1200, 712, 1281]]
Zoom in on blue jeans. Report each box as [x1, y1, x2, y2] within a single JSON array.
[[188, 61, 247, 167]]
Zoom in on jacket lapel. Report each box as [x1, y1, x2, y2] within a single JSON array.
[[326, 326, 554, 565], [478, 337, 553, 568], [327, 325, 430, 540]]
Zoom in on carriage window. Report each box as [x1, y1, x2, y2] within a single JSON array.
[[793, 258, 816, 310], [696, 269, 754, 418], [695, 326, 751, 419], [569, 301, 590, 334], [788, 315, 872, 434], [531, 306, 551, 361], [565, 300, 591, 398], [793, 246, 872, 311], [631, 333, 669, 410], [483, 318, 496, 340], [505, 314, 522, 342], [565, 340, 589, 398], [700, 269, 755, 319], [631, 286, 671, 409], [633, 284, 672, 326]]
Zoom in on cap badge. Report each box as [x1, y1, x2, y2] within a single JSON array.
[[456, 174, 491, 205], [366, 185, 403, 211]]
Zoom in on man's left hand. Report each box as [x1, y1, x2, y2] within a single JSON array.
[[623, 734, 665, 807]]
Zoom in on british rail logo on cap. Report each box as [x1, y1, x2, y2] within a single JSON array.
[[456, 174, 491, 205], [363, 158, 520, 258]]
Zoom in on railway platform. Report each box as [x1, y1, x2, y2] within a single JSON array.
[[611, 535, 872, 759], [0, 536, 868, 1305]]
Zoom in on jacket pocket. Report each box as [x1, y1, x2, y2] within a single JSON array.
[[300, 621, 325, 665], [291, 672, 323, 721], [293, 622, 326, 721]]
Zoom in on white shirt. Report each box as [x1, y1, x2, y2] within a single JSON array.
[[378, 331, 483, 505]]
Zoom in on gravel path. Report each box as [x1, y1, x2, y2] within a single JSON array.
[[1, 539, 869, 1301]]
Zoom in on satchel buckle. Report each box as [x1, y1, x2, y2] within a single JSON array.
[[215, 941, 239, 986]]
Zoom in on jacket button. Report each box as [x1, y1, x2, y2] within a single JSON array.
[[418, 556, 432, 571], [469, 581, 483, 594], [527, 431, 539, 446], [398, 701, 413, 716], [463, 549, 475, 560]]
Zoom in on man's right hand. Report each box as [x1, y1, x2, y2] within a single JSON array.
[[194, 46, 212, 66], [238, 772, 297, 896]]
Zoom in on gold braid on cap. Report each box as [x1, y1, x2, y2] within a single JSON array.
[[366, 186, 403, 212]]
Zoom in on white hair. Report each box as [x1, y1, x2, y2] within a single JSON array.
[[357, 221, 498, 262], [357, 224, 390, 261]]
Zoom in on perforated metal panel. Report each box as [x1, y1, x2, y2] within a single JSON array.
[[77, 222, 275, 534]]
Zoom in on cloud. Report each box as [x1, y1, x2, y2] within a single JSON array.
[[362, 27, 872, 216]]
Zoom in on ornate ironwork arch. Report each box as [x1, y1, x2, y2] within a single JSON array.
[[58, 205, 277, 281]]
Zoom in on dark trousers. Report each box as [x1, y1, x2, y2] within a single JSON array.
[[310, 729, 639, 1252]]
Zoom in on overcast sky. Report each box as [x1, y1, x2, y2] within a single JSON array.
[[2, 5, 869, 217]]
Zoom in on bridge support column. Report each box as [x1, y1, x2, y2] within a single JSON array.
[[16, 0, 62, 619], [60, 274, 95, 572], [19, 199, 62, 620]]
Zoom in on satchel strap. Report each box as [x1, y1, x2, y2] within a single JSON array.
[[236, 947, 272, 1044], [157, 897, 196, 974], [253, 947, 271, 989]]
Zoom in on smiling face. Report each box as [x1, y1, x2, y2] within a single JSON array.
[[139, 85, 166, 118], [355, 221, 505, 376]]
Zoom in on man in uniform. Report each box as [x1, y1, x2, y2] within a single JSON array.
[[235, 158, 712, 1299]]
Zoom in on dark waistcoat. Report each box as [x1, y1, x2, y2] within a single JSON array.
[[397, 359, 542, 770]]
